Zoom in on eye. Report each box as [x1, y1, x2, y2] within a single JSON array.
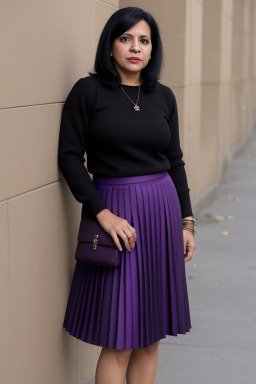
[[120, 36, 150, 44], [120, 36, 130, 42]]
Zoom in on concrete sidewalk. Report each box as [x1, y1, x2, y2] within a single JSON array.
[[156, 130, 256, 383]]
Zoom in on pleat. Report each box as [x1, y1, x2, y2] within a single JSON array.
[[98, 185, 118, 347], [156, 180, 179, 333], [161, 176, 192, 333], [122, 186, 133, 348], [134, 185, 148, 346], [63, 172, 191, 349], [128, 187, 141, 347], [150, 182, 166, 333]]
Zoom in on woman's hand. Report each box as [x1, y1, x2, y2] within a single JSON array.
[[96, 209, 137, 252], [183, 229, 196, 263]]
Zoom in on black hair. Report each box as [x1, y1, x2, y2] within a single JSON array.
[[88, 7, 163, 91]]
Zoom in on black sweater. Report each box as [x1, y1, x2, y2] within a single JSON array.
[[58, 75, 193, 218]]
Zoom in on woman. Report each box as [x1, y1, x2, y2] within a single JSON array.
[[58, 6, 196, 384]]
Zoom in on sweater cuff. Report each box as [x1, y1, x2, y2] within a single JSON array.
[[177, 191, 194, 218], [85, 197, 108, 218]]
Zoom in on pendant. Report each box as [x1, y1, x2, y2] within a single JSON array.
[[134, 105, 140, 111]]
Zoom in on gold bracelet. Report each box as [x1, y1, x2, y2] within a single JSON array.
[[182, 217, 196, 235], [182, 218, 196, 226], [183, 227, 196, 235]]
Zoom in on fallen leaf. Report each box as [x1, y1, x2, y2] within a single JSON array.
[[215, 215, 225, 221], [233, 301, 239, 304], [192, 264, 197, 268], [227, 215, 235, 220], [235, 197, 240, 202], [226, 196, 233, 200], [221, 231, 229, 236]]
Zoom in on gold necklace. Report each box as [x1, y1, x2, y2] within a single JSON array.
[[120, 85, 141, 111]]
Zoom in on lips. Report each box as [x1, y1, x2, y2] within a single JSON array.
[[127, 57, 141, 63]]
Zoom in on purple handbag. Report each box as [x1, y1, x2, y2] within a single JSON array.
[[75, 205, 122, 267]]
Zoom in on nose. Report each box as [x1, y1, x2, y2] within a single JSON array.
[[130, 38, 141, 52]]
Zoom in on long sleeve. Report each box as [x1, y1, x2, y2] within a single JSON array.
[[57, 78, 108, 217], [164, 90, 193, 218]]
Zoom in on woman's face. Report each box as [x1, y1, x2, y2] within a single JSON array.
[[110, 19, 152, 79]]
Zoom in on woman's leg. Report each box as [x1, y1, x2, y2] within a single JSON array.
[[95, 347, 133, 384], [126, 340, 161, 384]]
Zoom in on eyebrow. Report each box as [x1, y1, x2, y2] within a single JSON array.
[[122, 33, 151, 39]]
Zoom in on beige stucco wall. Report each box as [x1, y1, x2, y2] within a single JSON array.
[[1, 1, 255, 383]]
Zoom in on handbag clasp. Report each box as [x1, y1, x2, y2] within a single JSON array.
[[93, 234, 99, 250]]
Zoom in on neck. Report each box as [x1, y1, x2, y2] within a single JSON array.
[[121, 79, 142, 86], [116, 68, 142, 86]]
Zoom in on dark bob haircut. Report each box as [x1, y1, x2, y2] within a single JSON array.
[[88, 7, 163, 92]]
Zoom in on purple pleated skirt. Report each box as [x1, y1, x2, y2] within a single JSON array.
[[63, 171, 191, 349]]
